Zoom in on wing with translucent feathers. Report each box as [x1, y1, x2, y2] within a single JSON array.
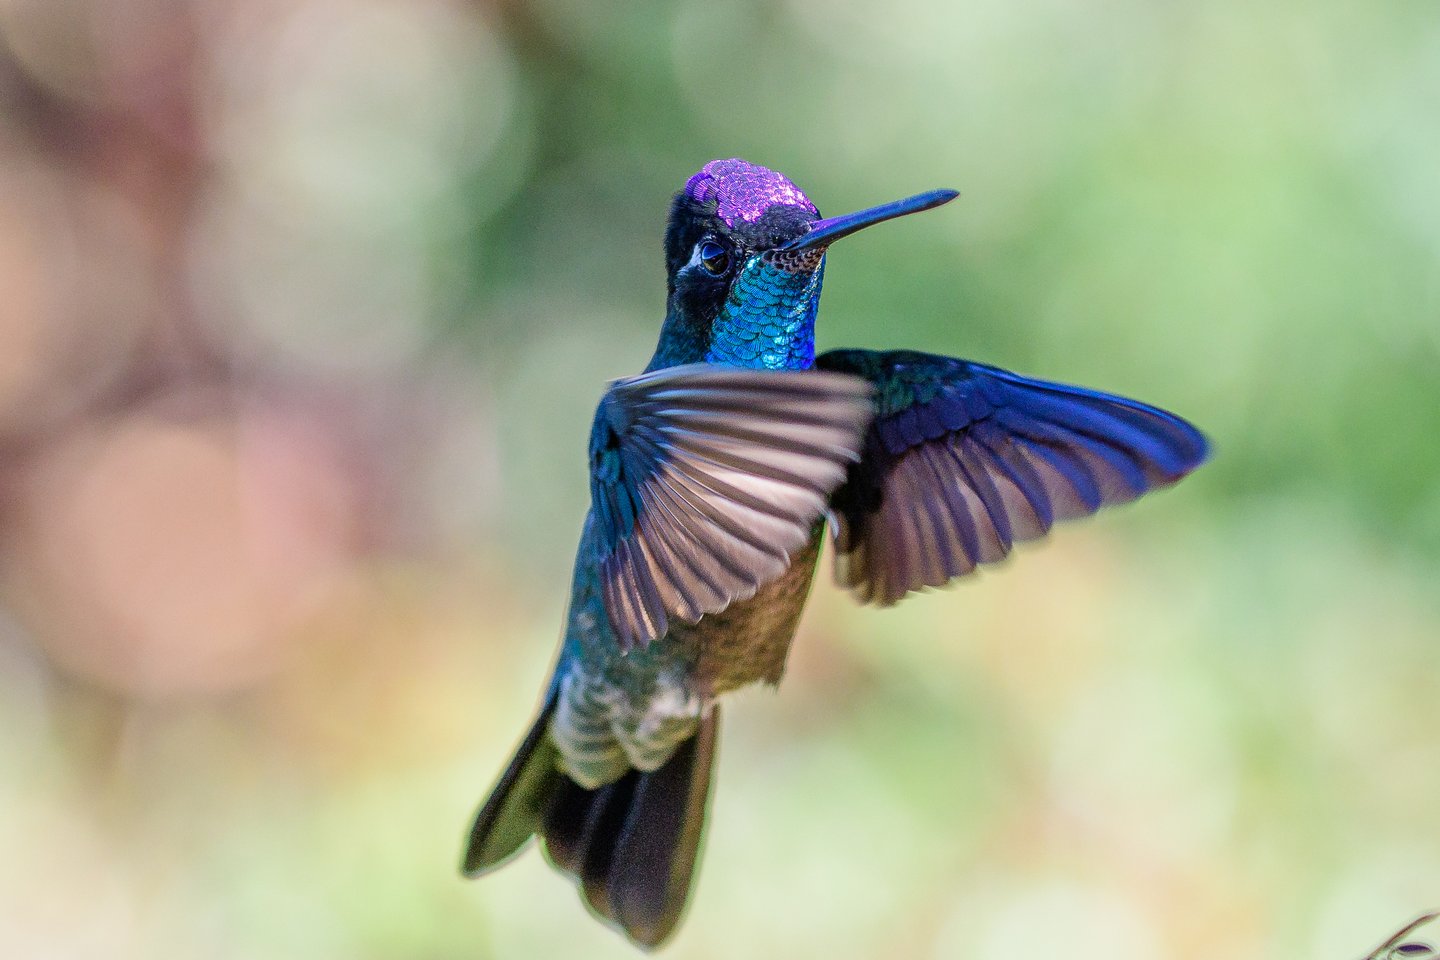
[[590, 364, 874, 650], [816, 349, 1210, 606]]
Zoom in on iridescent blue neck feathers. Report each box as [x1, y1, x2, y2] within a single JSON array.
[[703, 257, 822, 370]]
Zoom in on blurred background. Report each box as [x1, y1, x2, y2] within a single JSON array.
[[1, 0, 1438, 957]]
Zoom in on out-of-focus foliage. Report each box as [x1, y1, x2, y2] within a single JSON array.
[[0, 1, 1437, 958]]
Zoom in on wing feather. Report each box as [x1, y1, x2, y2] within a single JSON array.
[[590, 364, 873, 649], [818, 349, 1209, 606]]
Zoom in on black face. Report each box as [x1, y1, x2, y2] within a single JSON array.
[[662, 193, 818, 324]]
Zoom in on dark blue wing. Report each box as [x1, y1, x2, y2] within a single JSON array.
[[590, 363, 874, 650], [816, 349, 1210, 605]]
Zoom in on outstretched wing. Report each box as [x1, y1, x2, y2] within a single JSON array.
[[816, 349, 1210, 606], [590, 363, 874, 650]]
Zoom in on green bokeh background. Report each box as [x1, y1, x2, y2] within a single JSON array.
[[1, 1, 1437, 958]]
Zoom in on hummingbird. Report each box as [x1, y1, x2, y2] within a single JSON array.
[[462, 158, 1209, 949]]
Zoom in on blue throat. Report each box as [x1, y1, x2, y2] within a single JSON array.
[[648, 258, 824, 372]]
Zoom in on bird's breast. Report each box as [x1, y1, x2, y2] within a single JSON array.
[[671, 531, 824, 699], [554, 522, 824, 788]]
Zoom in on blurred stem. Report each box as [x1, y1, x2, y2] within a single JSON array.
[[1362, 911, 1440, 960], [47, 670, 133, 818]]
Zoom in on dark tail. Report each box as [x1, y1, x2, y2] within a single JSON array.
[[462, 700, 720, 950]]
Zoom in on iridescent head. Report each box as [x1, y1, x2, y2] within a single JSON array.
[[655, 158, 957, 371], [683, 159, 818, 230]]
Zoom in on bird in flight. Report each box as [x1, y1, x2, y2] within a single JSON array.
[[462, 158, 1209, 949]]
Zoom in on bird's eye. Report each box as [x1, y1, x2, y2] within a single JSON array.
[[698, 240, 730, 276]]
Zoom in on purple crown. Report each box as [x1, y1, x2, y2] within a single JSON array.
[[683, 159, 817, 227]]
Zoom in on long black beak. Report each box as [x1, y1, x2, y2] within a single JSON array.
[[779, 188, 959, 253]]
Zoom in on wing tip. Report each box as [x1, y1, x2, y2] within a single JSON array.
[[823, 351, 1213, 608]]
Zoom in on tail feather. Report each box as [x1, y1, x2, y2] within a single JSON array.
[[603, 712, 718, 947], [463, 703, 720, 950], [545, 767, 641, 916], [535, 774, 595, 875], [462, 694, 562, 875]]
